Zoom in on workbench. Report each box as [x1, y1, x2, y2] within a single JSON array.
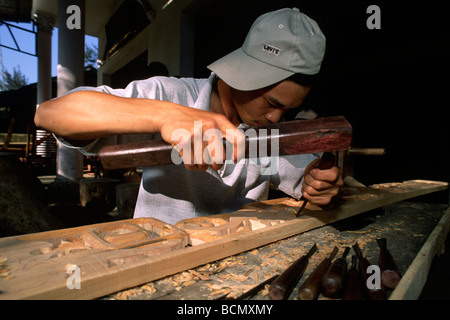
[[101, 201, 450, 300], [0, 180, 448, 301]]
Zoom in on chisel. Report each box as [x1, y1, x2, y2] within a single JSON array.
[[298, 246, 338, 300], [376, 238, 401, 289], [352, 242, 387, 300], [269, 243, 317, 300], [342, 255, 364, 300], [321, 246, 350, 298]]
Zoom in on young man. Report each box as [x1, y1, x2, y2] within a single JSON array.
[[35, 8, 342, 224]]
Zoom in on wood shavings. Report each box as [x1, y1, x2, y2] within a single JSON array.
[[109, 282, 156, 300], [207, 283, 255, 298], [183, 280, 196, 287], [244, 268, 254, 277], [0, 256, 9, 279], [172, 271, 195, 287], [210, 288, 231, 296], [232, 274, 249, 282], [207, 283, 224, 291], [347, 229, 371, 234], [218, 274, 230, 280], [140, 283, 156, 294], [218, 273, 249, 282], [189, 269, 210, 281], [113, 288, 136, 300], [260, 284, 271, 297]]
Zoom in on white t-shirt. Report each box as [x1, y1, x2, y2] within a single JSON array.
[[56, 73, 318, 224]]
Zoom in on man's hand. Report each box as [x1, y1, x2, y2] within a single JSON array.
[[301, 158, 343, 206], [159, 106, 245, 172]]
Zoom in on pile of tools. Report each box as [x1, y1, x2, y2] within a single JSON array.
[[221, 238, 401, 300]]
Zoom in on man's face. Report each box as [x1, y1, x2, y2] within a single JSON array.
[[230, 80, 311, 127]]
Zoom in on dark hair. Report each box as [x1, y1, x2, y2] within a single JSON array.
[[286, 73, 317, 87]]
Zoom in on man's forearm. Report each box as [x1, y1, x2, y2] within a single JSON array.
[[35, 89, 244, 171], [35, 90, 174, 140]]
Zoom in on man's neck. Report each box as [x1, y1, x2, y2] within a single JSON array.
[[210, 79, 242, 127]]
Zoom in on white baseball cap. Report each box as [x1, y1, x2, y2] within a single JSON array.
[[207, 8, 326, 91]]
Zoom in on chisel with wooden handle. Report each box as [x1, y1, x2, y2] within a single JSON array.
[[376, 238, 401, 289], [352, 242, 387, 300], [98, 116, 352, 170], [342, 255, 364, 300], [269, 243, 317, 300], [298, 246, 338, 300], [321, 246, 350, 298]]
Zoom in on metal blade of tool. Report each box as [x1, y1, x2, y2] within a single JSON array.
[[98, 116, 352, 170]]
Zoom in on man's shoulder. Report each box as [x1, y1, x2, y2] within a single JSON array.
[[136, 76, 210, 98], [148, 75, 210, 88]]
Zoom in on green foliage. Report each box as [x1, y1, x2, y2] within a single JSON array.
[[1, 66, 28, 91], [85, 42, 98, 67]]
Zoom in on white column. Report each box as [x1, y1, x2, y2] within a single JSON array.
[[34, 12, 54, 104], [33, 11, 56, 160], [56, 0, 85, 181]]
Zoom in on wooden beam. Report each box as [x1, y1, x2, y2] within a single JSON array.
[[0, 179, 447, 299], [389, 207, 450, 300]]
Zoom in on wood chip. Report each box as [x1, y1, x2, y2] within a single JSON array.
[[183, 280, 196, 287], [140, 283, 156, 294], [231, 274, 249, 282], [207, 283, 224, 290], [189, 269, 210, 281], [210, 288, 231, 296], [244, 268, 254, 277], [347, 229, 371, 234]]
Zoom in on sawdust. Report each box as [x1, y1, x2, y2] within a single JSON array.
[[109, 282, 156, 300], [188, 269, 209, 281], [107, 229, 381, 300], [0, 256, 11, 280]]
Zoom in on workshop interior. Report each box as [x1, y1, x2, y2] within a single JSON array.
[[0, 0, 449, 301]]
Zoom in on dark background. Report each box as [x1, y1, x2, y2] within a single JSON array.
[[187, 0, 449, 202]]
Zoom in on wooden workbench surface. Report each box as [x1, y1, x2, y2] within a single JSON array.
[[101, 201, 449, 300]]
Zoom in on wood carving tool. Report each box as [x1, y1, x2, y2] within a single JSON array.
[[376, 238, 402, 289], [295, 151, 336, 216], [298, 246, 338, 300], [342, 255, 364, 300], [352, 242, 387, 300], [98, 116, 352, 169], [269, 243, 317, 300], [321, 246, 350, 298]]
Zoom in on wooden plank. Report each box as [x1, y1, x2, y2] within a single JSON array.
[[389, 207, 450, 300], [0, 179, 447, 300]]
